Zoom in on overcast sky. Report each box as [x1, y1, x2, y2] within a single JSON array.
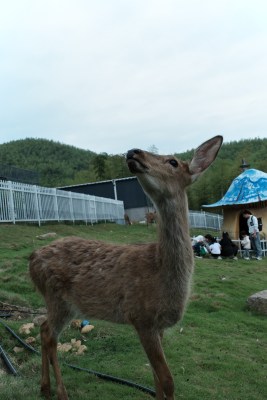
[[1, 0, 267, 155]]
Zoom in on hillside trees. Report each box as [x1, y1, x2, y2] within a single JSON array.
[[0, 138, 95, 187], [0, 137, 266, 210], [91, 153, 129, 181], [92, 153, 108, 180]]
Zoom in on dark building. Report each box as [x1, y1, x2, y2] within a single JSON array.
[[59, 177, 154, 221]]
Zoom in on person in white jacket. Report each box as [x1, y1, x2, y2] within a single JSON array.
[[243, 210, 262, 260], [209, 239, 222, 259], [240, 230, 251, 260]]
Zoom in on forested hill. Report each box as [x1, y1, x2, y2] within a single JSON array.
[[0, 138, 129, 187], [0, 137, 266, 210], [0, 139, 96, 187]]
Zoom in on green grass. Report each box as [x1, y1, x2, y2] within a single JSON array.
[[0, 223, 267, 399]]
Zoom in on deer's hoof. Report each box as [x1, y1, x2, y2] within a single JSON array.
[[41, 384, 51, 399], [57, 385, 69, 400]]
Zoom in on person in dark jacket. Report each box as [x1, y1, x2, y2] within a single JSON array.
[[219, 232, 238, 259]]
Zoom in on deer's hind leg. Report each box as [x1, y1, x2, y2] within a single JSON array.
[[40, 304, 74, 400], [136, 328, 174, 400]]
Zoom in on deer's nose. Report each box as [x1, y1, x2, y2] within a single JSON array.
[[126, 149, 142, 159]]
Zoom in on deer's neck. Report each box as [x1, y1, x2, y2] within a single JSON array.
[[153, 192, 194, 327], [156, 193, 193, 279]]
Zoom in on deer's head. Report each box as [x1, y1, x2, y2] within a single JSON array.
[[126, 136, 223, 203]]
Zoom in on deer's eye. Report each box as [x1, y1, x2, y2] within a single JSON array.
[[169, 159, 178, 168]]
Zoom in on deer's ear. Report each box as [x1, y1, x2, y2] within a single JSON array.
[[189, 135, 223, 182]]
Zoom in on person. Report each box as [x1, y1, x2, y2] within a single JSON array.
[[207, 237, 222, 259], [192, 235, 205, 258], [204, 234, 215, 244], [219, 232, 238, 259], [243, 210, 262, 260], [204, 234, 216, 254], [240, 230, 251, 260]]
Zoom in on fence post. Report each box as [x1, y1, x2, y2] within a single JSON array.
[[69, 192, 75, 223], [93, 196, 97, 224], [22, 185, 27, 220], [89, 196, 93, 225], [82, 194, 87, 225], [54, 188, 59, 222], [112, 179, 118, 200], [204, 211, 207, 229], [34, 186, 41, 226], [8, 181, 16, 224]]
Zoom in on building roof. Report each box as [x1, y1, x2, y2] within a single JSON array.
[[203, 168, 267, 208], [58, 176, 136, 190]]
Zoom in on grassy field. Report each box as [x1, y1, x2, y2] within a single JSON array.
[[0, 222, 267, 399]]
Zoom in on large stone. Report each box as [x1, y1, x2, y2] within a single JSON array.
[[247, 290, 267, 315]]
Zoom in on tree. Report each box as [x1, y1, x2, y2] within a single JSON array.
[[147, 145, 159, 154], [92, 153, 108, 181]]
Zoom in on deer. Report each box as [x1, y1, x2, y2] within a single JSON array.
[[29, 135, 223, 400]]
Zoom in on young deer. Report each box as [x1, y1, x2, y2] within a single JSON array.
[[29, 135, 223, 400]]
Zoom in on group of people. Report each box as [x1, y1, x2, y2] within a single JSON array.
[[192, 210, 263, 260], [192, 232, 239, 259]]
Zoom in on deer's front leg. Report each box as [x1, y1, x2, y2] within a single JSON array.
[[136, 327, 174, 400]]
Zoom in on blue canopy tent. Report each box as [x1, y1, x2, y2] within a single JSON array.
[[203, 169, 267, 239]]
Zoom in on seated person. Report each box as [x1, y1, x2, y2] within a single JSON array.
[[207, 236, 221, 259], [192, 235, 205, 257], [219, 232, 238, 259]]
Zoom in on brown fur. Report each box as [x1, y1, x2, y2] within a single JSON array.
[[29, 136, 223, 400]]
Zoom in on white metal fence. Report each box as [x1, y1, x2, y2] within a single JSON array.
[[0, 180, 125, 225], [189, 211, 223, 231], [232, 239, 267, 258], [0, 180, 223, 229]]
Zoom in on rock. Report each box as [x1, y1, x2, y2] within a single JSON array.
[[57, 339, 87, 355], [70, 339, 87, 354], [70, 319, 82, 329], [36, 232, 57, 240], [57, 343, 72, 352], [13, 346, 24, 353], [25, 336, 36, 345], [76, 344, 87, 355], [19, 323, 35, 335], [247, 290, 267, 315], [81, 324, 94, 334], [71, 339, 82, 349], [33, 315, 47, 326]]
